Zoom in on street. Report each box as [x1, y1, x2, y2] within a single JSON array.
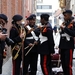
[[1, 53, 75, 75]]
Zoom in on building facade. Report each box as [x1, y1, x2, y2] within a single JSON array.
[[36, 0, 59, 28]]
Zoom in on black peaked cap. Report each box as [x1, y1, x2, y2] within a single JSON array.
[[0, 14, 8, 23]]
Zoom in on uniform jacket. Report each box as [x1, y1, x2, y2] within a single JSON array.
[[0, 28, 8, 57], [24, 24, 40, 53], [38, 22, 55, 54], [9, 24, 22, 56], [25, 25, 40, 52], [59, 19, 75, 49]]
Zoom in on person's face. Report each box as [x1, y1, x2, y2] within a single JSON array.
[[26, 20, 29, 25], [29, 19, 36, 26], [0, 18, 6, 28], [40, 18, 45, 25], [16, 20, 23, 26], [63, 13, 72, 21]]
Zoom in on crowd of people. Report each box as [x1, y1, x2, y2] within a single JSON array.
[[0, 9, 75, 75]]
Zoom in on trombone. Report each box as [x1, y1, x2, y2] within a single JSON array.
[[25, 44, 35, 56]]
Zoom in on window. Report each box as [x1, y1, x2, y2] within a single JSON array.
[[37, 5, 52, 9], [37, 5, 42, 9], [37, 12, 52, 16], [42, 5, 52, 9], [37, 0, 43, 3]]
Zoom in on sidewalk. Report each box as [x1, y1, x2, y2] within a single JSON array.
[[2, 57, 12, 75]]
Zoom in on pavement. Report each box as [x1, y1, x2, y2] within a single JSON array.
[[2, 57, 12, 75], [73, 60, 75, 75], [73, 50, 75, 75]]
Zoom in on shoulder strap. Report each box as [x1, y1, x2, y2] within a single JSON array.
[[26, 25, 38, 41]]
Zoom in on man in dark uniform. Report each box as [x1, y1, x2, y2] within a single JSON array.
[[59, 10, 75, 75], [9, 15, 25, 75], [38, 14, 55, 75], [0, 14, 14, 75], [0, 14, 8, 75], [23, 14, 40, 75]]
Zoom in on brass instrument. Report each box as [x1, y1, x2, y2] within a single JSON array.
[[12, 43, 22, 60], [20, 25, 26, 41], [25, 44, 35, 56], [12, 20, 26, 60]]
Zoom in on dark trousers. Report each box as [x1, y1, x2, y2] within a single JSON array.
[[60, 49, 73, 75], [0, 54, 3, 74], [23, 52, 38, 75], [12, 54, 21, 75], [40, 54, 52, 75]]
